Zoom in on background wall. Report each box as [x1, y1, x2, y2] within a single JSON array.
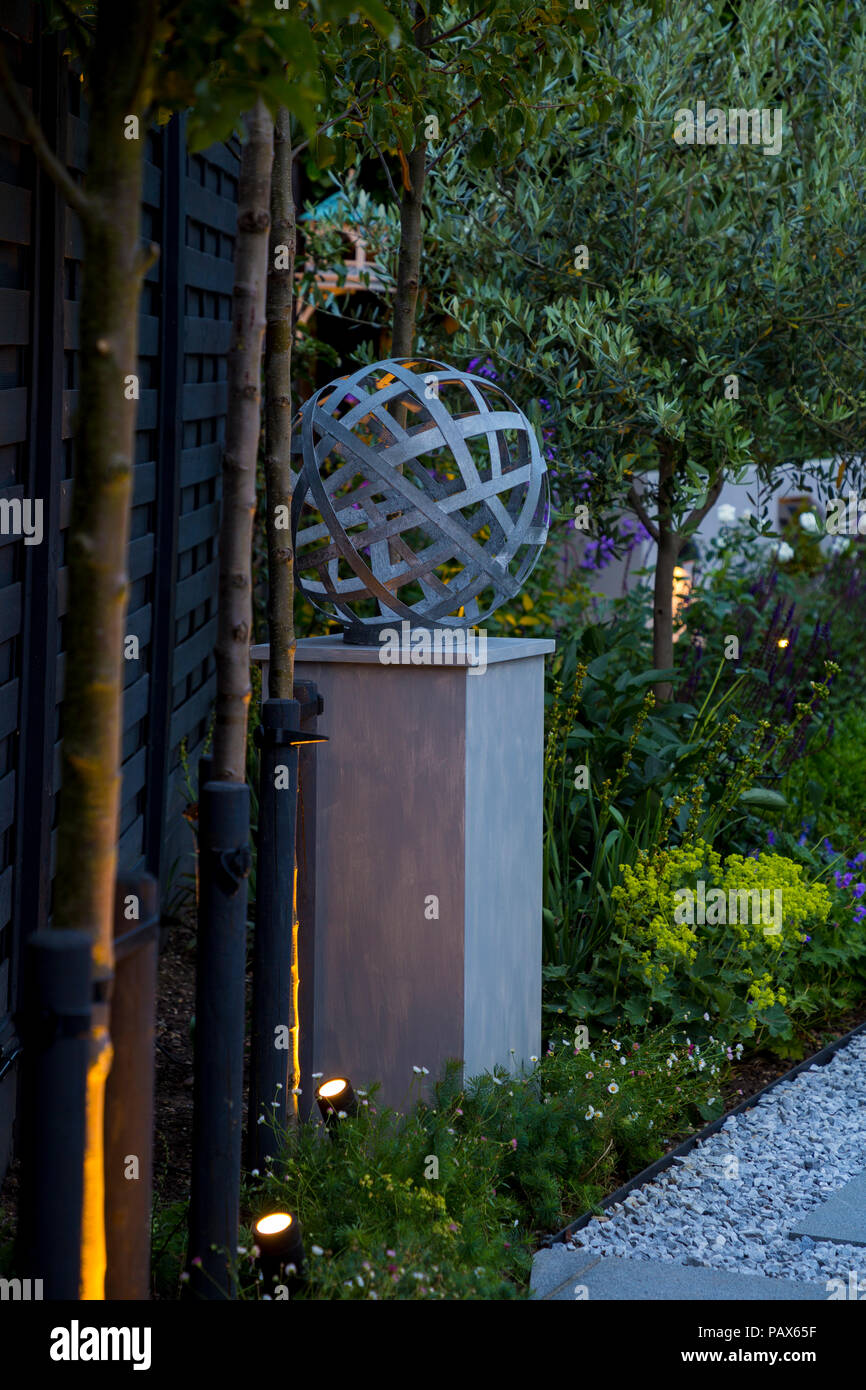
[[570, 461, 847, 604]]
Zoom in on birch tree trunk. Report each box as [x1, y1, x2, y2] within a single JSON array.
[[264, 106, 296, 700], [1, 0, 159, 1301], [212, 98, 273, 781]]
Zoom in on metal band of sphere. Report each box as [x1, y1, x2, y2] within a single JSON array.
[[290, 358, 550, 633]]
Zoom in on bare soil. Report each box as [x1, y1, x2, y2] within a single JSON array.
[[152, 915, 198, 1207]]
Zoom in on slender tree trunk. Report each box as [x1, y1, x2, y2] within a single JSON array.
[[392, 142, 427, 358], [212, 99, 273, 782], [265, 107, 296, 700], [261, 108, 301, 1129], [652, 443, 681, 704], [0, 0, 161, 1301], [653, 531, 680, 701], [391, 7, 432, 358], [2, 0, 159, 1301]]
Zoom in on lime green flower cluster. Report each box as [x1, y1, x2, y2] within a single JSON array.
[[613, 841, 719, 979], [748, 972, 780, 1013], [720, 852, 832, 953], [609, 840, 832, 1042]]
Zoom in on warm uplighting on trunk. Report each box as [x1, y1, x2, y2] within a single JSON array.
[[671, 540, 699, 644], [291, 867, 300, 1124], [672, 565, 693, 641]]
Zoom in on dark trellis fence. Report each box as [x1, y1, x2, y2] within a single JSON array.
[[0, 7, 237, 1180]]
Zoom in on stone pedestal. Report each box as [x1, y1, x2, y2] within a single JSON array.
[[251, 634, 553, 1108]]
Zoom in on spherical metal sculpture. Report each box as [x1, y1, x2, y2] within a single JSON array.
[[291, 357, 550, 641]]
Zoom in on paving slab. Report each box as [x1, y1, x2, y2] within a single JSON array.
[[789, 1168, 866, 1247], [531, 1244, 603, 1299], [531, 1248, 828, 1301]]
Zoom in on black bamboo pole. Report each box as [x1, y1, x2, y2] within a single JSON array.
[[16, 930, 92, 1300], [247, 698, 300, 1171], [187, 780, 250, 1300]]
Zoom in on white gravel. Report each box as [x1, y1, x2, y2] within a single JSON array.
[[569, 1032, 866, 1284]]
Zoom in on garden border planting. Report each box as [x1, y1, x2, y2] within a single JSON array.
[[544, 1017, 866, 1249]]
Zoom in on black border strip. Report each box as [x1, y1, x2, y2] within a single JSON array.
[[543, 1016, 866, 1248]]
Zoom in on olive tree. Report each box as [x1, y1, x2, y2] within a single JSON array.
[[424, 0, 866, 696]]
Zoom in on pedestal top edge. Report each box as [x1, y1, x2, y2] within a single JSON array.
[[250, 636, 556, 666]]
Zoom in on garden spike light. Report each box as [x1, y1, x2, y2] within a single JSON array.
[[315, 1076, 358, 1126], [254, 1211, 306, 1295]]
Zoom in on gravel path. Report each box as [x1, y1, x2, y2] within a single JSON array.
[[565, 1032, 866, 1286]]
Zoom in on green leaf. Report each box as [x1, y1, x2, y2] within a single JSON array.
[[622, 994, 648, 1025], [756, 1002, 793, 1038], [314, 132, 337, 168], [709, 986, 733, 1014], [696, 1096, 725, 1122], [468, 128, 498, 169], [739, 788, 788, 809]]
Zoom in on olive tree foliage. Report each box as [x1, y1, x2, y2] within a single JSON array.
[[302, 0, 628, 355], [422, 0, 866, 694]]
